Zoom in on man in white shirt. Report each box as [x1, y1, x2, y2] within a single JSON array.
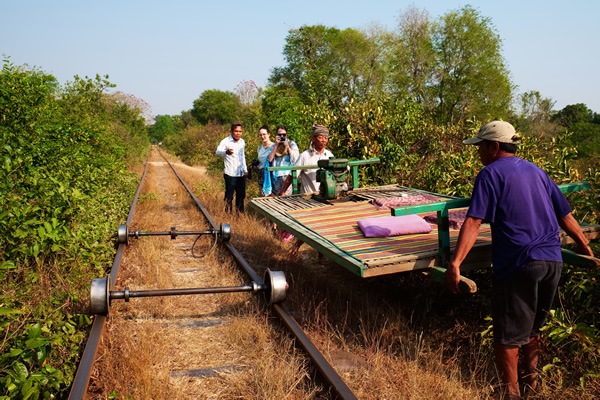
[[283, 124, 334, 257], [215, 122, 248, 213], [297, 124, 335, 193], [281, 124, 334, 195]]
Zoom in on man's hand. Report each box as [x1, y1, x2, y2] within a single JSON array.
[[560, 213, 594, 258], [445, 262, 461, 294], [575, 242, 594, 258], [226, 147, 233, 155]]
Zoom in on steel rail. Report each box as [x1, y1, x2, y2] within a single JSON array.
[[69, 154, 151, 399], [70, 148, 357, 399], [226, 240, 357, 400], [162, 150, 357, 400]]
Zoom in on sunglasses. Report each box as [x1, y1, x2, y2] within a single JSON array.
[[276, 133, 287, 137]]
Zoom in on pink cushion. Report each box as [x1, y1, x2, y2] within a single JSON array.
[[357, 214, 433, 238]]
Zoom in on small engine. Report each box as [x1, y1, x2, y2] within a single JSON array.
[[316, 158, 350, 200]]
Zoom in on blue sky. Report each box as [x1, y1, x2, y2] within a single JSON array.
[[2, 0, 599, 118]]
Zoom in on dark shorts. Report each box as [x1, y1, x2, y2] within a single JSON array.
[[272, 175, 288, 196], [257, 168, 265, 188], [492, 260, 562, 346]]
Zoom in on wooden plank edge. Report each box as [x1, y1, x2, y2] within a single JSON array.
[[248, 201, 369, 277], [426, 266, 478, 294], [561, 248, 600, 268]]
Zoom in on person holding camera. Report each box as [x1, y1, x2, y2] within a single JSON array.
[[268, 124, 299, 196]]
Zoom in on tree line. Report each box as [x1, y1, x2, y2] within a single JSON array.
[[150, 5, 598, 197], [149, 7, 600, 388]]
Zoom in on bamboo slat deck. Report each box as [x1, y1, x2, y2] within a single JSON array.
[[249, 186, 493, 277], [249, 184, 600, 278]]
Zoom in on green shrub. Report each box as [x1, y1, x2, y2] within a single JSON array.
[[0, 58, 146, 398]]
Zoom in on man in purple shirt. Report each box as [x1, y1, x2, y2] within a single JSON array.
[[445, 121, 593, 399]]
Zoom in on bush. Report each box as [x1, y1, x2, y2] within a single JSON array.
[[0, 59, 146, 398]]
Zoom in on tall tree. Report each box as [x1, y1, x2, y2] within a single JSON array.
[[431, 6, 513, 124], [148, 115, 175, 143], [388, 6, 436, 108], [235, 80, 263, 133], [387, 6, 513, 125], [269, 25, 385, 106], [515, 90, 557, 135], [551, 103, 593, 127], [191, 89, 241, 125]]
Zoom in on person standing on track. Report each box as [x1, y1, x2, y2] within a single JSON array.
[[281, 124, 335, 256], [216, 122, 248, 213], [268, 124, 299, 196], [256, 124, 274, 196], [445, 120, 594, 399]]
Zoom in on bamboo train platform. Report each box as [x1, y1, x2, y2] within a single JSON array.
[[249, 183, 600, 279]]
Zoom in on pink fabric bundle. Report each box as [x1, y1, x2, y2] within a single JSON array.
[[423, 209, 468, 229], [357, 214, 433, 238], [370, 194, 441, 210]]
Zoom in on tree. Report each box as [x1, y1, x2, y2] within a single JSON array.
[[235, 80, 260, 106], [431, 6, 513, 124], [110, 91, 152, 124], [551, 105, 600, 162], [388, 6, 436, 107], [551, 103, 593, 127], [270, 25, 386, 106], [568, 121, 600, 159], [191, 89, 241, 125], [386, 6, 513, 125], [148, 115, 175, 143], [515, 90, 557, 135], [235, 80, 263, 134]]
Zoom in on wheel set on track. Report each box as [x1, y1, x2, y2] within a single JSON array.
[[88, 223, 288, 316], [117, 222, 231, 257], [89, 268, 288, 316]]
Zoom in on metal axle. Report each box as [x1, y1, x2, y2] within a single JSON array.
[[117, 223, 231, 245], [111, 283, 264, 301], [90, 269, 287, 315]]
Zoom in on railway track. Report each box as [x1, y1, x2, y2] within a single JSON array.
[[69, 147, 356, 399]]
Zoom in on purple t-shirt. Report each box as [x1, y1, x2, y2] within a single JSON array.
[[467, 156, 571, 280]]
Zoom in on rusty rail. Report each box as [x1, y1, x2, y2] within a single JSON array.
[[69, 148, 357, 399]]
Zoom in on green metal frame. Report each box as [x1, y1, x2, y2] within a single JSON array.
[[390, 181, 591, 268], [268, 157, 380, 194], [249, 181, 595, 279]]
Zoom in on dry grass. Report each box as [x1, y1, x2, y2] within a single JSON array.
[[88, 149, 600, 399], [88, 150, 322, 399], [174, 162, 492, 399]]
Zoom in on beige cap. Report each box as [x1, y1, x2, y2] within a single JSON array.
[[463, 121, 521, 145]]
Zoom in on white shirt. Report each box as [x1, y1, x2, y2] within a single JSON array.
[[216, 135, 247, 177], [296, 148, 334, 193]]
